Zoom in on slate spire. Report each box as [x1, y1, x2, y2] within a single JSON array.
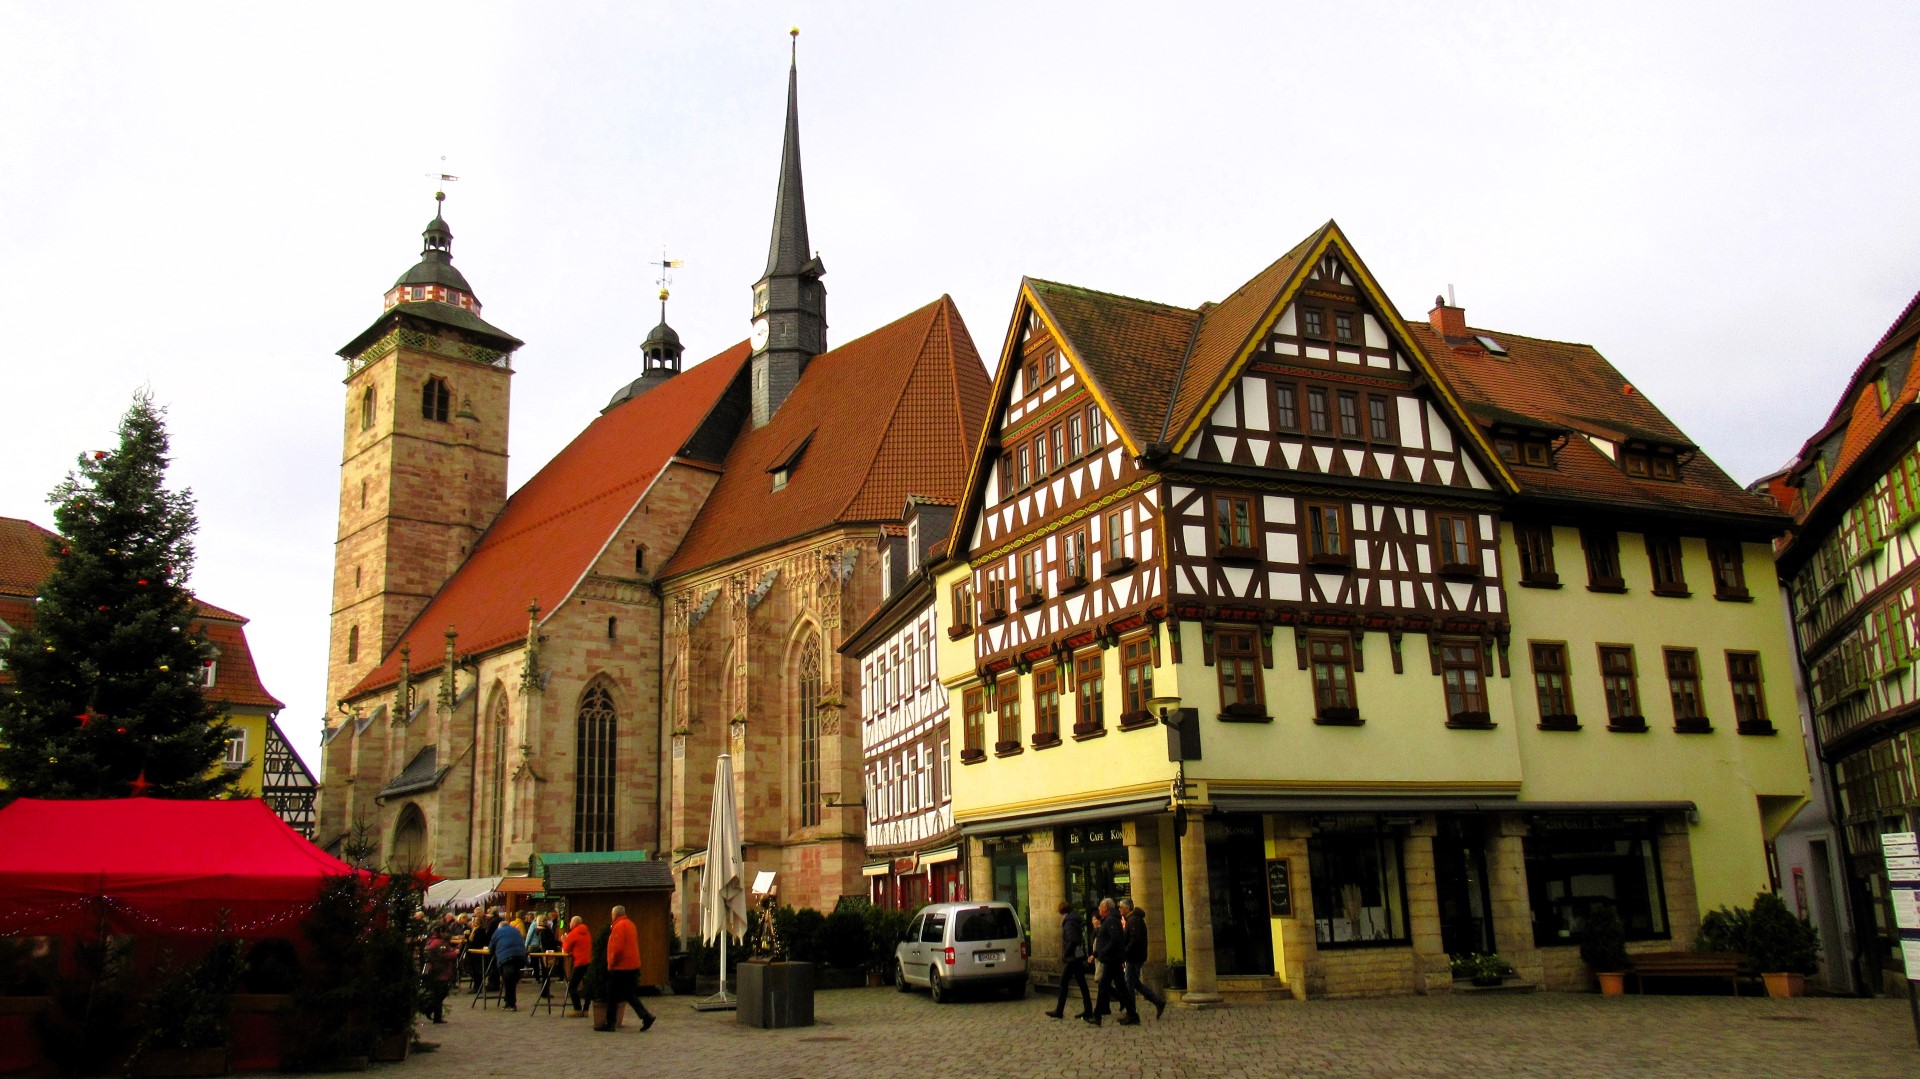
[[749, 29, 828, 428]]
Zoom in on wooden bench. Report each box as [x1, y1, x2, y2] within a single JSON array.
[[1626, 951, 1748, 995]]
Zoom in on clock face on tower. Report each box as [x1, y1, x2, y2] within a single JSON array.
[[751, 318, 770, 352]]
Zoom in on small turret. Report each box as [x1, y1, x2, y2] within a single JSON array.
[[385, 192, 481, 312]]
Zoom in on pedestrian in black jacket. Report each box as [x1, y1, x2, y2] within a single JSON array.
[[1119, 898, 1166, 1018], [1044, 901, 1093, 1019], [1088, 898, 1137, 1025]]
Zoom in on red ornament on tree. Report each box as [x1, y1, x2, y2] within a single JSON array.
[[128, 772, 153, 796], [136, 579, 148, 586]]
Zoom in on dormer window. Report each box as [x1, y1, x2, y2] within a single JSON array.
[[1622, 447, 1680, 481], [772, 467, 790, 491], [767, 431, 813, 491]]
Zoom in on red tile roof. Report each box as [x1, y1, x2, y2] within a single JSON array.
[[0, 518, 282, 707], [1164, 232, 1318, 443], [353, 344, 751, 694], [0, 517, 58, 597], [1413, 323, 1784, 523], [659, 297, 991, 578], [1781, 290, 1920, 526], [1025, 281, 1198, 451]]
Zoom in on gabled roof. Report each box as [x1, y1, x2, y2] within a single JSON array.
[[352, 344, 751, 695], [658, 296, 991, 579], [0, 517, 57, 597], [1412, 323, 1786, 524], [1024, 280, 1198, 453], [1163, 231, 1318, 444], [1775, 288, 1920, 538], [0, 517, 284, 707]]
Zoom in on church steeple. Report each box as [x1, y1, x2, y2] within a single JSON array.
[[385, 192, 482, 312], [749, 28, 827, 428]]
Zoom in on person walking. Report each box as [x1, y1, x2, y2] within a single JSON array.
[[561, 915, 593, 1017], [1044, 901, 1093, 1020], [596, 905, 656, 1032], [1088, 898, 1137, 1026], [1119, 898, 1166, 1019], [489, 914, 529, 1011], [421, 920, 458, 1024]]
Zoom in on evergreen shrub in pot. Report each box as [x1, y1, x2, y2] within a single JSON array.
[[1577, 905, 1630, 996]]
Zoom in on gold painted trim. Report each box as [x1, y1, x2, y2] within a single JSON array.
[[1205, 778, 1522, 795], [953, 781, 1172, 823]]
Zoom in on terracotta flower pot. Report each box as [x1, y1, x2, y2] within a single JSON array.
[[1762, 972, 1805, 998], [591, 1001, 625, 1029], [1596, 972, 1627, 996]]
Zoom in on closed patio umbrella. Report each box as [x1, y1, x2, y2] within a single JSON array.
[[700, 752, 747, 1006]]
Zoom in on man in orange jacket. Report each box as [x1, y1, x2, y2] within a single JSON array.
[[596, 905, 656, 1032], [561, 916, 593, 1017]]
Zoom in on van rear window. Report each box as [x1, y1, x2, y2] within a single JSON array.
[[954, 907, 1019, 942]]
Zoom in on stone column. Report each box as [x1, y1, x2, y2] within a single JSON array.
[[1178, 810, 1224, 1006], [966, 837, 992, 902], [1659, 813, 1701, 950], [1025, 831, 1065, 983], [1487, 814, 1542, 985], [1403, 817, 1451, 994], [1269, 816, 1315, 1000]]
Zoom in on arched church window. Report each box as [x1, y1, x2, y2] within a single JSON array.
[[422, 377, 450, 423], [346, 624, 359, 663], [360, 387, 376, 431], [798, 638, 822, 828], [391, 803, 427, 872], [607, 616, 617, 640], [574, 681, 618, 852]]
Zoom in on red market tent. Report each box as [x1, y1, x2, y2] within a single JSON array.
[[0, 797, 354, 936]]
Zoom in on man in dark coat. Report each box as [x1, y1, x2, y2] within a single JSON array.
[[1088, 898, 1138, 1025], [1043, 901, 1092, 1019], [1119, 898, 1166, 1018]]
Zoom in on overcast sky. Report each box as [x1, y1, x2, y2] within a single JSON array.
[[3, 3, 1916, 773]]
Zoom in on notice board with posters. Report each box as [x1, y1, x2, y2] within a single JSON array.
[[1884, 832, 1920, 979]]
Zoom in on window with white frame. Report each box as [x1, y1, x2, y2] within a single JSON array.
[[224, 729, 248, 768]]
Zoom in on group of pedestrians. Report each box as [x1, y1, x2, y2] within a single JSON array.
[[414, 905, 656, 1032], [1046, 896, 1166, 1026]]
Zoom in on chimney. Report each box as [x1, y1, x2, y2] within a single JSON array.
[[1428, 294, 1467, 339]]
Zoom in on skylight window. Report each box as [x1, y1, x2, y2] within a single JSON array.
[[1474, 334, 1508, 355]]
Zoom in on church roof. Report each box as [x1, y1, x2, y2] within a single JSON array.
[[659, 296, 992, 579], [351, 344, 751, 695]]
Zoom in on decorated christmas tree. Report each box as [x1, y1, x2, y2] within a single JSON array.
[[0, 393, 236, 798]]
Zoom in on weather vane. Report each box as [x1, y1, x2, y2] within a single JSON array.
[[652, 249, 684, 304], [426, 155, 459, 203]]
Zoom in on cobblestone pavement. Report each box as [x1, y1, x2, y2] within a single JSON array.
[[386, 986, 1919, 1079]]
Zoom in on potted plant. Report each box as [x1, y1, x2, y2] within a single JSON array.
[[1165, 960, 1187, 992], [365, 876, 426, 1061], [1468, 953, 1508, 988], [1578, 905, 1630, 996], [1745, 892, 1818, 997], [133, 936, 245, 1077]]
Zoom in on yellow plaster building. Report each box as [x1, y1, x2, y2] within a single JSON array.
[[939, 223, 1807, 999]]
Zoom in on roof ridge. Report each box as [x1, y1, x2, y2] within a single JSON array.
[[1028, 277, 1196, 315]]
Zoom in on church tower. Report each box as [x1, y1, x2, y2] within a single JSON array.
[[326, 195, 524, 712], [749, 31, 827, 428]]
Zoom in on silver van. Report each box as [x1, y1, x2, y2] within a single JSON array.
[[894, 901, 1027, 1002]]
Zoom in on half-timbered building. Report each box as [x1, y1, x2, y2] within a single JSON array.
[[1768, 289, 1920, 996], [941, 222, 1806, 1001], [843, 499, 965, 908]]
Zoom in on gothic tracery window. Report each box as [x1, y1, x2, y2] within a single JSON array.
[[798, 638, 822, 828], [574, 681, 617, 851]]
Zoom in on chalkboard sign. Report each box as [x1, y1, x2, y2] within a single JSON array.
[[1265, 859, 1292, 918]]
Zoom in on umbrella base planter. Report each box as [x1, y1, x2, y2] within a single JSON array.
[[736, 961, 814, 1029]]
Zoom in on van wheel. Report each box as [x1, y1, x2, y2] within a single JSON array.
[[929, 967, 950, 1004], [895, 960, 911, 993]]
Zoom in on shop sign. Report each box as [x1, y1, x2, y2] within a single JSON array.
[[1066, 822, 1122, 847], [1881, 832, 1920, 981], [1265, 859, 1293, 918]]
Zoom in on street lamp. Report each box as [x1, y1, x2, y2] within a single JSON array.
[[1149, 693, 1199, 834]]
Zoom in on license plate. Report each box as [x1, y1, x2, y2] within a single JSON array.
[[977, 951, 1005, 963]]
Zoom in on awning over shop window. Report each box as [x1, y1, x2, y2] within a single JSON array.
[[959, 798, 1168, 837], [920, 846, 959, 866], [860, 862, 889, 877], [425, 876, 503, 911]]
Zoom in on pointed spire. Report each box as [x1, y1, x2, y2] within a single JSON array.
[[764, 28, 810, 279]]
